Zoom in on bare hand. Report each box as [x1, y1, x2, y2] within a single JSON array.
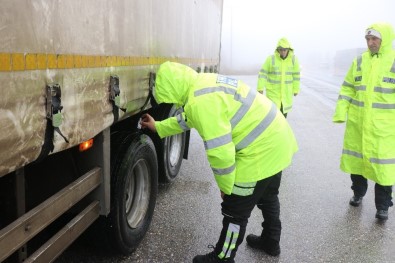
[[140, 113, 157, 133]]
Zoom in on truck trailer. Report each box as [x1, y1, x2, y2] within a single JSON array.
[[0, 1, 223, 262]]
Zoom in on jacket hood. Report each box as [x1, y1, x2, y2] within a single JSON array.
[[275, 38, 294, 58], [154, 61, 198, 106], [366, 22, 395, 54], [276, 38, 293, 51]]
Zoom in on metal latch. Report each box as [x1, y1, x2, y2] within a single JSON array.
[[109, 75, 121, 108], [109, 75, 126, 112], [45, 84, 69, 143], [148, 72, 158, 108], [109, 75, 126, 122]]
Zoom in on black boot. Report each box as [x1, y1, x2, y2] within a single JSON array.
[[246, 234, 280, 256], [349, 196, 363, 207], [193, 249, 235, 263], [375, 209, 388, 220]]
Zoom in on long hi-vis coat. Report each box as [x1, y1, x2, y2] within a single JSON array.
[[333, 22, 395, 186], [257, 38, 301, 114], [154, 62, 298, 194]]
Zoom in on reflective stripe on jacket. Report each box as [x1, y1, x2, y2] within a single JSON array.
[[333, 22, 395, 185], [154, 62, 298, 194]]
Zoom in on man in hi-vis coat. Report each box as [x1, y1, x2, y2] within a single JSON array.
[[257, 38, 300, 118], [333, 22, 395, 221], [141, 62, 298, 262]]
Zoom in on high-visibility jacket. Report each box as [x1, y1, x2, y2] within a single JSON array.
[[257, 38, 300, 114], [333, 22, 395, 186], [154, 62, 298, 194]]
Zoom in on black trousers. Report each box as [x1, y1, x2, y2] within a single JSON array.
[[280, 104, 288, 118], [214, 172, 282, 260], [351, 174, 393, 210]]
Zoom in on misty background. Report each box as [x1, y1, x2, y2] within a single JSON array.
[[219, 0, 395, 76]]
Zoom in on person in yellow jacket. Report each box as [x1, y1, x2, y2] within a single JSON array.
[[140, 62, 298, 262], [257, 38, 301, 118], [333, 22, 395, 221]]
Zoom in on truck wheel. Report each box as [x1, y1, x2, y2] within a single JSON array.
[[151, 105, 186, 183], [109, 134, 158, 255]]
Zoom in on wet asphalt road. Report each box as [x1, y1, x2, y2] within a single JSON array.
[[57, 73, 395, 263]]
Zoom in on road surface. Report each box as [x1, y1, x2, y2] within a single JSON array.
[[57, 72, 395, 263]]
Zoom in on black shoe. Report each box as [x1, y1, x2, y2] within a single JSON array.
[[193, 250, 235, 263], [349, 196, 363, 207], [375, 210, 388, 220], [246, 234, 280, 256]]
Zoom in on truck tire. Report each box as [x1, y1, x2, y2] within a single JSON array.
[[109, 133, 158, 255], [150, 104, 186, 183]]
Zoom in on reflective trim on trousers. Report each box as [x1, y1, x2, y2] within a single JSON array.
[[218, 223, 240, 259]]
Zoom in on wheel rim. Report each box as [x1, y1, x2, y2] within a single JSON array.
[[125, 158, 151, 228], [168, 133, 183, 167]]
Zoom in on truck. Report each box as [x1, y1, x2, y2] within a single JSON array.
[[0, 1, 223, 262]]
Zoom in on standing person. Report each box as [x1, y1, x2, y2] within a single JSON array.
[[140, 61, 298, 262], [333, 22, 395, 221], [257, 37, 301, 118]]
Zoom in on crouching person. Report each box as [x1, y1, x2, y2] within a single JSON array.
[[140, 61, 298, 262]]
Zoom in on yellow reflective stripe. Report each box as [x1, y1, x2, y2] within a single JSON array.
[[258, 75, 267, 79], [342, 81, 354, 88], [0, 53, 11, 71], [194, 86, 237, 97], [0, 52, 219, 71], [236, 102, 277, 150], [204, 133, 232, 150], [338, 95, 352, 102], [356, 85, 366, 91], [343, 149, 363, 158], [25, 54, 37, 70], [268, 71, 282, 75], [12, 53, 24, 70], [372, 103, 395, 109], [176, 114, 189, 131], [267, 79, 281, 84], [375, 86, 395, 93], [351, 99, 364, 107], [219, 223, 240, 259], [370, 158, 395, 164], [391, 59, 395, 73], [212, 164, 236, 175], [356, 55, 362, 71]]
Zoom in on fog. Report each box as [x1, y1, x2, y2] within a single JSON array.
[[220, 0, 395, 75]]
